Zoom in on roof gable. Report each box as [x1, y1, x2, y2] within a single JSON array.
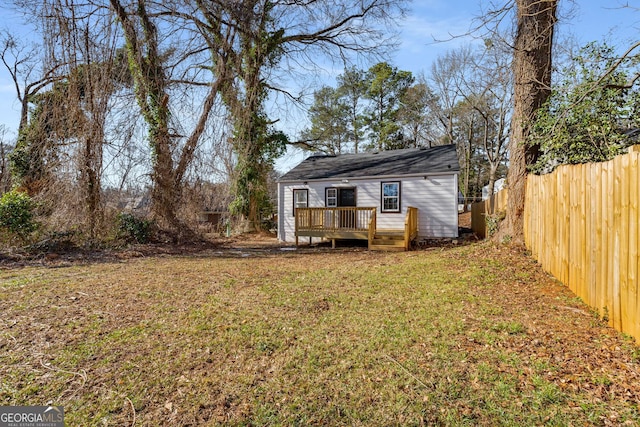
[[279, 145, 460, 182]]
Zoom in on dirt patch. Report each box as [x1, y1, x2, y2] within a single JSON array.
[[0, 226, 482, 269], [458, 211, 471, 229]]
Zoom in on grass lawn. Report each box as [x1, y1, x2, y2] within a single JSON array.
[[1, 240, 639, 425]]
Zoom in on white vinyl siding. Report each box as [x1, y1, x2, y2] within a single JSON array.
[[278, 174, 458, 243], [401, 175, 459, 238]]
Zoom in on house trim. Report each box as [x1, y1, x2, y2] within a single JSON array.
[[380, 181, 402, 213], [278, 171, 455, 184], [292, 188, 308, 217]]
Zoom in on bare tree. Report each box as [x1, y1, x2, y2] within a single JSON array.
[[426, 44, 510, 203], [190, 0, 409, 230], [41, 0, 126, 238], [4, 0, 409, 237], [0, 32, 64, 137], [0, 125, 12, 193], [460, 42, 512, 200], [109, 0, 223, 237]]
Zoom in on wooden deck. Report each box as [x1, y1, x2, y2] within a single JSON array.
[[295, 207, 418, 251]]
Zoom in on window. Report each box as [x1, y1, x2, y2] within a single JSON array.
[[381, 182, 401, 213], [326, 188, 337, 207], [293, 189, 308, 216]]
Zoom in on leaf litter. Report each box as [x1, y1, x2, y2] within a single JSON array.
[[0, 237, 639, 425]]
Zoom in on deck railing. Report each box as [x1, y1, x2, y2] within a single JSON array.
[[404, 206, 418, 250], [295, 207, 376, 234], [295, 206, 419, 250]]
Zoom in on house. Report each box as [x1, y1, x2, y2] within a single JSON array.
[[277, 145, 460, 250]]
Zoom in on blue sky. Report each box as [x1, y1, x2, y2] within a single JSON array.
[[0, 1, 639, 171], [393, 1, 639, 77]]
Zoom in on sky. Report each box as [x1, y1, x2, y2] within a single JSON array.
[[0, 0, 639, 173]]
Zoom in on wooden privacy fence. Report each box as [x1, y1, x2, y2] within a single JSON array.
[[471, 189, 508, 238], [525, 146, 640, 342]]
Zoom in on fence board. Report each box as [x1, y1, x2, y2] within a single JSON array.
[[470, 190, 508, 238], [569, 165, 579, 294], [587, 167, 602, 308], [620, 154, 631, 334], [545, 172, 554, 277], [577, 165, 591, 301], [524, 145, 640, 342], [612, 156, 622, 330], [629, 151, 639, 340], [602, 161, 612, 321], [561, 166, 570, 285]]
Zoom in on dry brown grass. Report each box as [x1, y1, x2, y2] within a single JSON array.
[[1, 238, 639, 425]]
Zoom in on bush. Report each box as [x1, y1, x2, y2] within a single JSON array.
[[0, 190, 38, 238], [117, 212, 153, 244]]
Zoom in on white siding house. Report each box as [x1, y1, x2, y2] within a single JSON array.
[[277, 146, 460, 245]]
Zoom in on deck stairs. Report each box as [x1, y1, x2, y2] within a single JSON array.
[[368, 230, 407, 251]]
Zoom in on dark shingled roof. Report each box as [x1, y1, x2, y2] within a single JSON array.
[[279, 145, 460, 182]]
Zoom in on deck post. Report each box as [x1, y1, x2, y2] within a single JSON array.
[[294, 209, 299, 246], [332, 239, 336, 249]]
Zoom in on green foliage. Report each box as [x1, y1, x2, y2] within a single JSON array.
[[336, 67, 368, 152], [9, 68, 93, 188], [485, 210, 506, 237], [9, 112, 51, 187], [302, 63, 419, 154], [530, 42, 640, 173], [301, 67, 370, 154], [7, 142, 33, 183], [116, 212, 153, 243], [301, 86, 351, 154], [397, 81, 438, 146], [0, 190, 37, 237], [216, 2, 288, 226], [230, 113, 287, 221], [364, 62, 414, 151]]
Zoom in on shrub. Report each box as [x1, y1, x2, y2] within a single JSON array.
[[0, 190, 38, 238], [117, 212, 153, 244]]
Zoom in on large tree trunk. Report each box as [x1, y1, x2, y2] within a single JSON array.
[[503, 0, 557, 244], [79, 63, 107, 240], [110, 0, 190, 239], [81, 132, 102, 238], [151, 132, 180, 229]]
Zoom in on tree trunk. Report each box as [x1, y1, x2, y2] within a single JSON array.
[[150, 131, 184, 233], [110, 0, 194, 239], [82, 133, 102, 238], [503, 0, 557, 244]]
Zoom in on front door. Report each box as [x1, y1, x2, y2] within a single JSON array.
[[339, 188, 356, 207], [338, 188, 356, 228]]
